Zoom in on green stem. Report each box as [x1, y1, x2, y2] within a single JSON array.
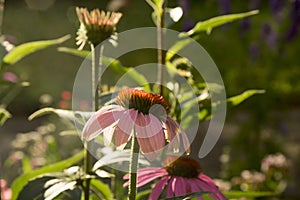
[[83, 44, 103, 200], [0, 0, 5, 35], [128, 136, 140, 200], [157, 0, 167, 96]]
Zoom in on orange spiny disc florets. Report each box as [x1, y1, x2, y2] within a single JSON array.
[[164, 156, 201, 178], [116, 88, 170, 115]]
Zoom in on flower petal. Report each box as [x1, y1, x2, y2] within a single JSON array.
[[117, 109, 138, 136], [166, 117, 180, 152], [149, 176, 169, 200], [135, 113, 166, 160], [174, 177, 187, 197], [166, 177, 175, 198], [82, 105, 123, 140], [198, 174, 227, 200], [114, 126, 131, 147], [193, 176, 227, 200], [103, 123, 116, 146]]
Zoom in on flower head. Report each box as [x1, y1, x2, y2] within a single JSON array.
[[82, 88, 190, 160], [76, 7, 122, 49], [124, 156, 227, 200]]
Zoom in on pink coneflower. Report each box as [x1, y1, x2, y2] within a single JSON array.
[[82, 88, 190, 160], [124, 156, 227, 200]]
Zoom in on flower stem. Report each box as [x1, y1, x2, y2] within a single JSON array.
[[157, 0, 167, 96], [128, 135, 140, 200], [83, 44, 103, 200]]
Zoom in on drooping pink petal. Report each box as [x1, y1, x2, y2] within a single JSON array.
[[117, 109, 137, 136], [166, 117, 180, 152], [82, 105, 123, 140], [198, 174, 227, 200], [114, 126, 131, 147], [102, 123, 116, 146], [174, 176, 187, 197], [166, 177, 175, 198], [149, 176, 169, 200], [135, 113, 165, 159], [193, 178, 227, 200], [187, 180, 204, 200], [136, 168, 168, 187]]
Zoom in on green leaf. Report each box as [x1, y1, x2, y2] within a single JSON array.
[[11, 151, 84, 200], [136, 190, 151, 200], [90, 179, 113, 200], [28, 107, 92, 122], [58, 47, 90, 58], [58, 47, 151, 91], [183, 10, 259, 37], [227, 89, 265, 106], [223, 190, 277, 198], [17, 176, 53, 200], [0, 107, 11, 125], [199, 89, 265, 121], [166, 38, 192, 61], [3, 35, 71, 65]]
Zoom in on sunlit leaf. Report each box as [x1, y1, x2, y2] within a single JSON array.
[[58, 47, 151, 91], [0, 107, 11, 125], [58, 47, 90, 58], [199, 89, 265, 121], [227, 89, 265, 106], [166, 38, 193, 61], [3, 35, 71, 65], [44, 180, 77, 200], [11, 151, 84, 200], [182, 10, 259, 37], [90, 179, 113, 200], [28, 107, 93, 122], [92, 150, 149, 171]]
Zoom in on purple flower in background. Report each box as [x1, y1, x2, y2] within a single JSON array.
[[178, 0, 195, 32], [240, 18, 251, 36], [2, 72, 18, 83], [261, 23, 277, 50], [269, 0, 286, 21], [218, 0, 231, 15], [249, 42, 260, 64], [286, 0, 300, 41]]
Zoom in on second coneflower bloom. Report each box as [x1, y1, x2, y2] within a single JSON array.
[[75, 7, 122, 49], [82, 88, 190, 160]]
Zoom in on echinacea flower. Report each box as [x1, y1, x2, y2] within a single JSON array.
[[76, 7, 122, 49], [124, 156, 227, 200], [82, 88, 190, 160]]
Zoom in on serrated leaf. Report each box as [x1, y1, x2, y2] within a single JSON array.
[[183, 10, 259, 37], [90, 179, 113, 200], [0, 107, 11, 125], [3, 35, 71, 65], [11, 151, 84, 200]]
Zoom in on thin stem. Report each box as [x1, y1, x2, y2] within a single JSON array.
[[128, 135, 140, 200], [0, 0, 5, 35], [157, 0, 167, 96], [83, 44, 103, 200]]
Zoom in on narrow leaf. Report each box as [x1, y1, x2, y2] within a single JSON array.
[[11, 151, 84, 200], [44, 181, 77, 200], [183, 10, 259, 37], [58, 47, 151, 91], [223, 190, 276, 198], [3, 35, 71, 65], [0, 107, 11, 125], [227, 89, 265, 106], [90, 179, 113, 200]]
